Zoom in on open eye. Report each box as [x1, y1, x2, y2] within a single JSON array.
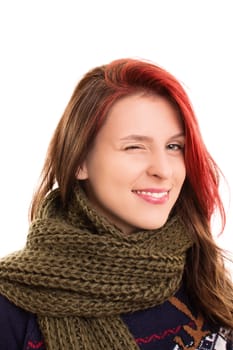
[[167, 143, 184, 151]]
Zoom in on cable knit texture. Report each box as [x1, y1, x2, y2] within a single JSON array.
[[0, 185, 193, 349]]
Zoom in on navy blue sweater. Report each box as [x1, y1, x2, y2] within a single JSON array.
[[0, 294, 45, 349], [0, 287, 232, 349]]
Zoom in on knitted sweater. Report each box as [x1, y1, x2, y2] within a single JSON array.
[[1, 286, 232, 350]]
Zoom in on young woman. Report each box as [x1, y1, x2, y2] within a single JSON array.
[[0, 58, 232, 350]]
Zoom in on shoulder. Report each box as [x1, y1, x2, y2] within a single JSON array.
[[0, 294, 45, 349]]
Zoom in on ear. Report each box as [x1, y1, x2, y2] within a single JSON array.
[[75, 163, 89, 180]]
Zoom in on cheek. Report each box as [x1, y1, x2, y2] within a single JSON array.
[[94, 155, 140, 181], [174, 159, 186, 184], [179, 164, 186, 185]]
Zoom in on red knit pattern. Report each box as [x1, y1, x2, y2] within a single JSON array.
[[27, 340, 45, 349]]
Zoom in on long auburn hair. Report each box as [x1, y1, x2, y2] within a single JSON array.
[[30, 58, 233, 331]]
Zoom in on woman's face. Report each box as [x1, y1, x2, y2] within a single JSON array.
[[77, 94, 186, 234]]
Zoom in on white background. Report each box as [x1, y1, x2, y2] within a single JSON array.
[[0, 1, 232, 275]]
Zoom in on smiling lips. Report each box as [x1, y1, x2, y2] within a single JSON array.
[[133, 189, 169, 204]]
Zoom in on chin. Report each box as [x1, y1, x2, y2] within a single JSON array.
[[141, 218, 169, 231]]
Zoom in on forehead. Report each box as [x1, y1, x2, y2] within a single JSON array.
[[99, 93, 183, 137]]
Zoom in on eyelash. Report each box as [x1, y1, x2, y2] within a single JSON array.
[[124, 145, 144, 150]]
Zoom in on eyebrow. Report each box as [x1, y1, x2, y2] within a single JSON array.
[[119, 132, 185, 142]]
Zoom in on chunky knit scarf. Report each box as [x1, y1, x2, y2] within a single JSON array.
[[0, 186, 193, 349]]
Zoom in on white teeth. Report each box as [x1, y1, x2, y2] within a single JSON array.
[[135, 190, 167, 198]]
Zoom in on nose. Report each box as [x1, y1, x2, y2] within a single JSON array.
[[147, 150, 173, 179]]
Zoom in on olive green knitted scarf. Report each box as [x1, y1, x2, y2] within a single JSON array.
[[0, 186, 193, 349]]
